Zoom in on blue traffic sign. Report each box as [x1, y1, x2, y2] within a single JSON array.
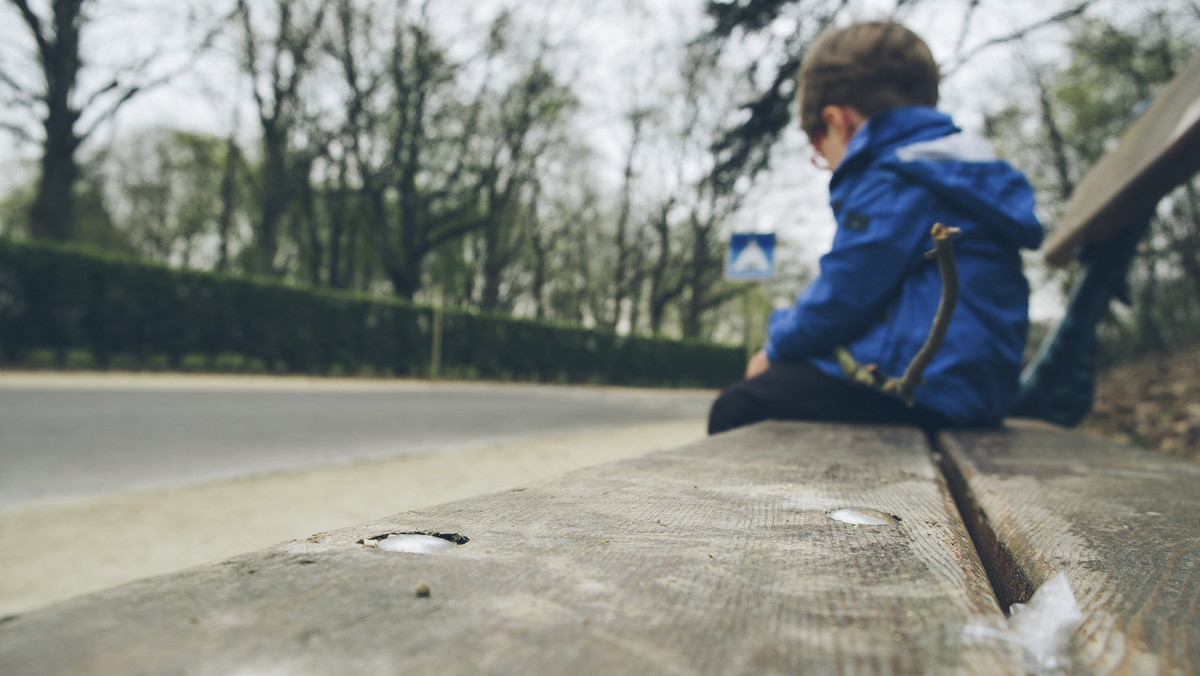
[[726, 233, 776, 280]]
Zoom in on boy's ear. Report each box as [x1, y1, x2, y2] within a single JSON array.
[[820, 105, 851, 137], [821, 105, 845, 135], [821, 105, 865, 139]]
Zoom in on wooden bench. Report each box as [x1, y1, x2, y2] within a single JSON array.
[[940, 424, 1200, 673], [2, 421, 1196, 674], [0, 423, 1025, 674], [4, 47, 1200, 676]]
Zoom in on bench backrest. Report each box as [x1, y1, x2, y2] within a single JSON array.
[[1044, 50, 1200, 266], [1014, 49, 1200, 426]]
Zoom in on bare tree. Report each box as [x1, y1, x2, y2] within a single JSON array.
[[470, 57, 576, 312], [646, 197, 683, 335], [602, 106, 652, 330], [324, 4, 578, 302], [375, 6, 473, 300], [521, 150, 607, 325], [234, 0, 328, 276], [632, 41, 751, 340], [321, 0, 388, 289], [1, 0, 214, 242], [216, 125, 244, 273]]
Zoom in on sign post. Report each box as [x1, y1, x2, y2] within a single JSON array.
[[726, 233, 777, 361], [430, 288, 443, 381]]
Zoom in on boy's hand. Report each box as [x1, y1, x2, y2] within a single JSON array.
[[745, 349, 771, 379]]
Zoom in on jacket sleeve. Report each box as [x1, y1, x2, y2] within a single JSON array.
[[765, 170, 937, 363]]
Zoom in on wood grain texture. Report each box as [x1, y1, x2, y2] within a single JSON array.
[[941, 424, 1200, 674], [1043, 50, 1200, 266], [0, 422, 1018, 675]]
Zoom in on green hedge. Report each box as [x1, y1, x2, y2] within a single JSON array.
[[0, 237, 742, 388]]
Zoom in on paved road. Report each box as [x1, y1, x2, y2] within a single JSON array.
[[0, 379, 713, 509]]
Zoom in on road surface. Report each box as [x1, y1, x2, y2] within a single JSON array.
[[0, 374, 714, 509]]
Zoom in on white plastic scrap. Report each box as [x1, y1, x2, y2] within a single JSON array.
[[1008, 572, 1084, 675], [958, 573, 1083, 675]]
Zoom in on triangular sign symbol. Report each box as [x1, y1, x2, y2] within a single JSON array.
[[732, 239, 771, 272]]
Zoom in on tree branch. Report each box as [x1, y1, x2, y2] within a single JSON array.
[[952, 0, 981, 66], [0, 120, 34, 143], [836, 223, 961, 405], [77, 6, 225, 144], [9, 0, 51, 62], [236, 0, 270, 120], [278, 3, 329, 105], [942, 1, 1099, 79], [424, 212, 489, 251], [78, 85, 141, 141], [0, 56, 35, 100]]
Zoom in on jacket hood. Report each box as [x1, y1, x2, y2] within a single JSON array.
[[834, 106, 1044, 250]]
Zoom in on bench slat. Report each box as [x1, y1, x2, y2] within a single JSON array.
[[1044, 50, 1200, 266], [941, 423, 1200, 673], [0, 422, 1019, 675]]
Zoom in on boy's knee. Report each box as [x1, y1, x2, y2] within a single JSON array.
[[707, 383, 763, 435]]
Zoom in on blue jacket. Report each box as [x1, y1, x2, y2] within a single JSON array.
[[765, 106, 1043, 426]]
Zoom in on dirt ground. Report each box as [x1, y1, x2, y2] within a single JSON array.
[[1080, 342, 1200, 462]]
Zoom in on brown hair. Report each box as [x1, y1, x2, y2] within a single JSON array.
[[796, 21, 939, 140]]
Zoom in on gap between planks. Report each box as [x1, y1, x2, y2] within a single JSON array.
[[925, 430, 1033, 615]]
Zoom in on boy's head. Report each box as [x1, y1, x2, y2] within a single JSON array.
[[796, 21, 939, 142]]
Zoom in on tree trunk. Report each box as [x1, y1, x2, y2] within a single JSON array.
[[608, 110, 648, 330], [253, 124, 289, 276], [480, 221, 503, 311], [648, 200, 680, 336], [326, 157, 348, 288], [527, 188, 548, 320], [216, 133, 239, 272], [30, 127, 79, 241], [1033, 68, 1075, 202], [298, 162, 322, 285], [27, 0, 85, 242], [1178, 181, 1200, 303]]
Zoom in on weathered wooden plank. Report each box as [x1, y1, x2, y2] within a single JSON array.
[[940, 423, 1200, 674], [1043, 50, 1200, 266], [0, 422, 1018, 675]]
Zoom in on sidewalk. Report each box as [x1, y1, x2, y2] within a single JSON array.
[[0, 417, 706, 617], [0, 372, 709, 616]]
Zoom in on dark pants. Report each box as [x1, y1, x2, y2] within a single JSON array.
[[707, 360, 953, 435]]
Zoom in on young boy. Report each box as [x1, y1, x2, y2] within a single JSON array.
[[708, 20, 1043, 434]]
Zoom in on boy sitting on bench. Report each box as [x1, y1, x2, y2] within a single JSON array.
[[709, 21, 1044, 434]]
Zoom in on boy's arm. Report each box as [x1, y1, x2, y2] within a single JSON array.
[[765, 173, 935, 363]]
